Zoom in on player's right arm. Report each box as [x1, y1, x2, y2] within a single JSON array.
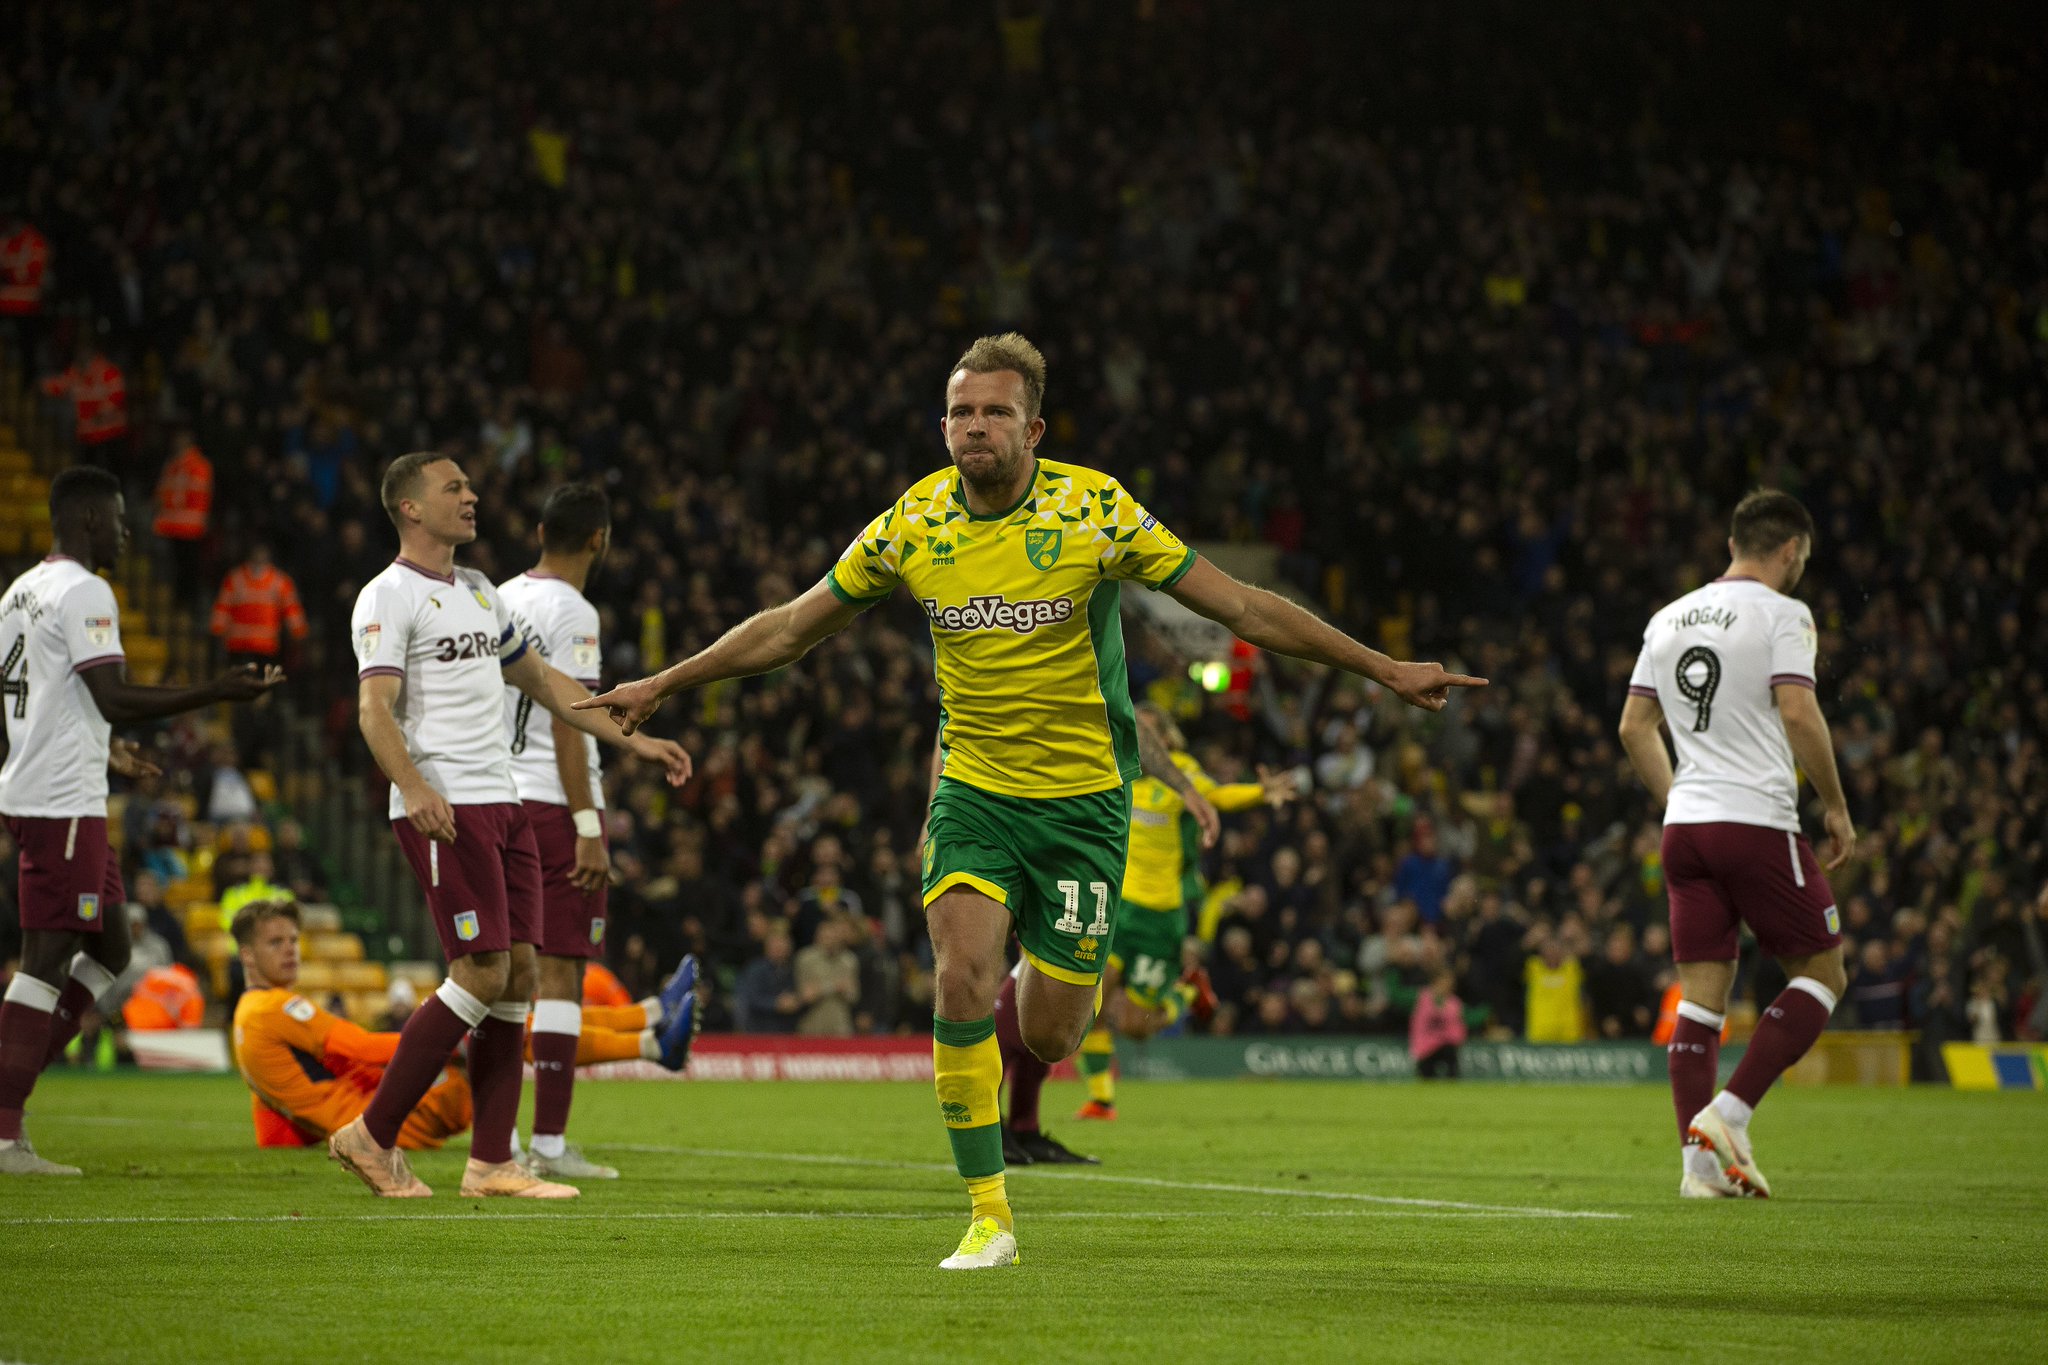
[[1617, 692, 1674, 809], [1776, 683, 1856, 869], [357, 671, 456, 843], [65, 576, 281, 722], [577, 577, 865, 736]]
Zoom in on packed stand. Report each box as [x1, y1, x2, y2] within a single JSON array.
[[3, 1, 2045, 1051]]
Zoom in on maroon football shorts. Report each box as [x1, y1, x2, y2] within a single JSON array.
[[4, 815, 125, 934], [1662, 820, 1842, 963], [392, 802, 542, 960], [521, 800, 608, 959]]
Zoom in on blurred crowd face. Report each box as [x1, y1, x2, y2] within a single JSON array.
[[943, 368, 1041, 495]]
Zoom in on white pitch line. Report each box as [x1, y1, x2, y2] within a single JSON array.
[[600, 1143, 1628, 1220], [0, 1207, 1572, 1229], [30, 1121, 1627, 1221]]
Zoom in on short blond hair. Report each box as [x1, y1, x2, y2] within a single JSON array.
[[229, 897, 300, 946], [952, 333, 1047, 419]]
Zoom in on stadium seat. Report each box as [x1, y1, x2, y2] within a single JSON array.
[[305, 932, 365, 963], [336, 961, 388, 992], [294, 961, 337, 993], [297, 904, 343, 933]]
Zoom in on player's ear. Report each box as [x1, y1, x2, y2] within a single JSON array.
[[1025, 414, 1045, 449]]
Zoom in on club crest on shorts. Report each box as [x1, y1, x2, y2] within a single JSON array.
[[1024, 527, 1062, 570], [76, 892, 99, 922], [589, 918, 606, 947], [1824, 904, 1840, 934], [454, 910, 480, 942]]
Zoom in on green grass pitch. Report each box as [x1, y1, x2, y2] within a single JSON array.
[[1, 1074, 2043, 1363]]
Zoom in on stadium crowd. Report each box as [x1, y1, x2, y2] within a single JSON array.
[[3, 0, 2045, 1058]]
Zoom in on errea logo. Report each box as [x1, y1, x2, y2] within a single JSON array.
[[927, 535, 956, 567], [920, 595, 1074, 635]]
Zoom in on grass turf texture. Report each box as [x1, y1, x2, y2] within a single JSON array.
[[1, 1075, 2043, 1363]]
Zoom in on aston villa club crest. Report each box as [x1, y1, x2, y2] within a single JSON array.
[[454, 910, 480, 941], [1024, 527, 1062, 570], [77, 893, 99, 922], [589, 918, 606, 947]]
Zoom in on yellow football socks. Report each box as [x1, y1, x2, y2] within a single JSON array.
[[934, 1014, 1010, 1228], [1078, 1026, 1116, 1104]]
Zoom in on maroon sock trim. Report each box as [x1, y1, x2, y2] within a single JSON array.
[[529, 1031, 580, 1139], [1726, 986, 1831, 1109], [466, 1015, 526, 1165], [362, 996, 471, 1149], [1667, 1016, 1720, 1142]]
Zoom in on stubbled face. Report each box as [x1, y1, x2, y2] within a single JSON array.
[[406, 459, 479, 545], [240, 915, 300, 989], [941, 368, 1043, 493]]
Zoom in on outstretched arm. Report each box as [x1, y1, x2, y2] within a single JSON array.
[[574, 580, 866, 736], [506, 652, 691, 786], [1166, 559, 1486, 711], [83, 661, 283, 725]]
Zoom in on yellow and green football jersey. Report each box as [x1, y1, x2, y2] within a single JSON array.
[[1122, 751, 1267, 910], [826, 458, 1195, 800]]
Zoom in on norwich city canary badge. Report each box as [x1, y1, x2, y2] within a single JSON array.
[[1024, 527, 1062, 570]]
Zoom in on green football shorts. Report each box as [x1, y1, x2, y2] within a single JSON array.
[[922, 776, 1132, 985], [1108, 898, 1187, 1009]]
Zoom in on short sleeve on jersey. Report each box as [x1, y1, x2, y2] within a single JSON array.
[[1628, 626, 1659, 700], [826, 501, 905, 606], [62, 574, 124, 673], [1769, 604, 1818, 688], [1099, 484, 1197, 590], [351, 579, 413, 679]]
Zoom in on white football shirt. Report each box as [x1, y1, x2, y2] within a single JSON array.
[[0, 556, 125, 818], [496, 571, 603, 810], [1629, 576, 1818, 832], [350, 559, 528, 819]]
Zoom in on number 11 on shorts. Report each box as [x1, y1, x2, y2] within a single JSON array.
[[1055, 879, 1111, 936]]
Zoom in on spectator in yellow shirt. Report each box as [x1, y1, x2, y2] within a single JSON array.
[[1524, 932, 1586, 1043]]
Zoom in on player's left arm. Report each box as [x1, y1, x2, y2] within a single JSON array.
[[506, 650, 691, 788], [1777, 683, 1857, 870], [1617, 693, 1674, 809], [1165, 558, 1486, 711], [321, 1017, 400, 1069]]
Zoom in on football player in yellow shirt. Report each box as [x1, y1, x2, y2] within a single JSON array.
[[579, 332, 1486, 1269], [1069, 704, 1298, 1122]]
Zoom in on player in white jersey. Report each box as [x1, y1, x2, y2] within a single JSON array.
[[1619, 490, 1857, 1199], [498, 485, 698, 1181], [327, 453, 691, 1201], [0, 466, 281, 1175]]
